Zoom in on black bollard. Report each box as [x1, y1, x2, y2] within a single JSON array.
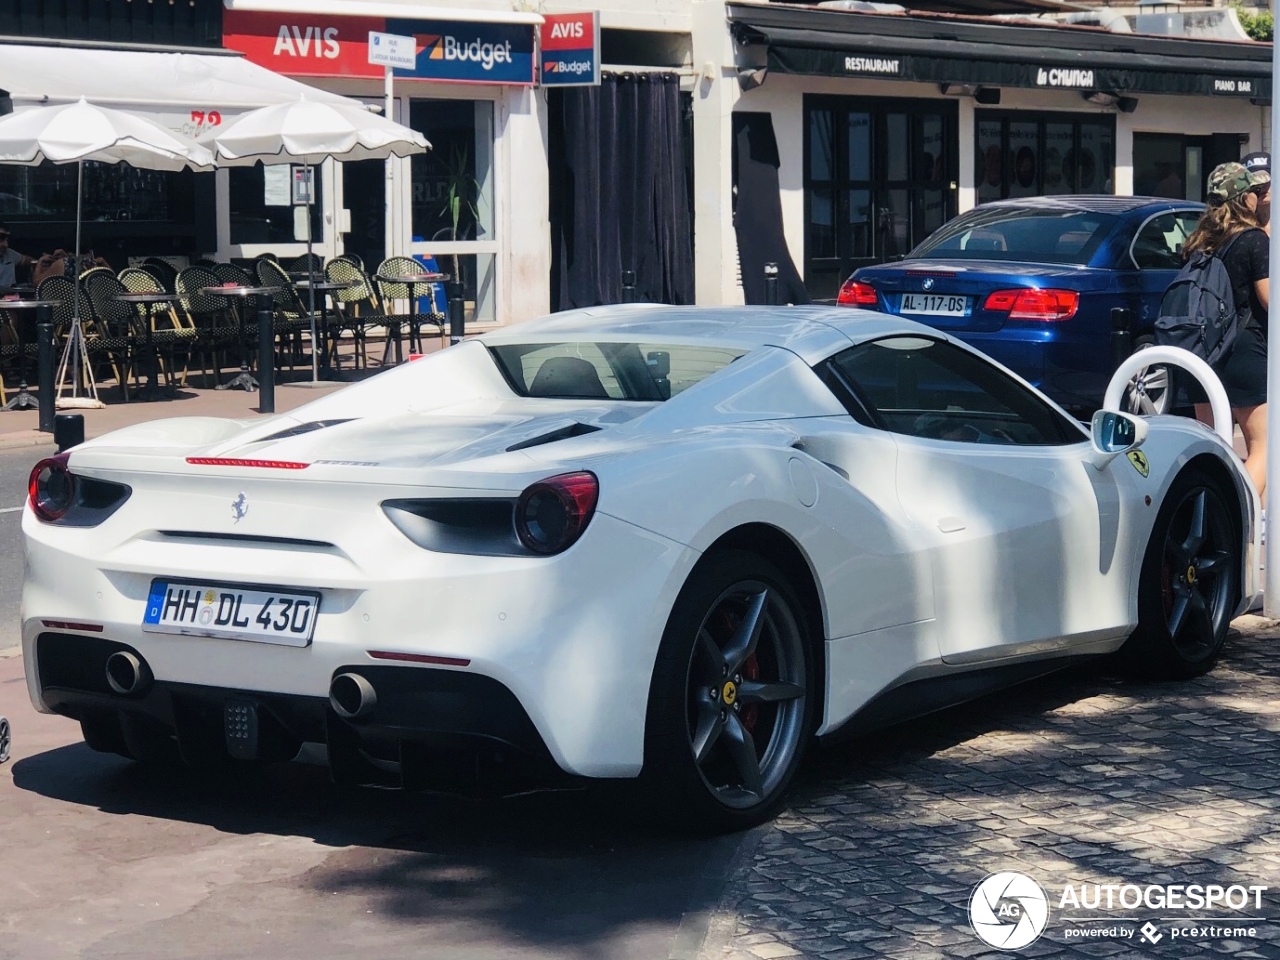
[[256, 293, 275, 414], [764, 262, 779, 306], [1111, 306, 1132, 371], [448, 280, 465, 346], [36, 305, 54, 433], [622, 269, 637, 303], [54, 413, 84, 453]]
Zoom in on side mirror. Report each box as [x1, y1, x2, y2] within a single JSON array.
[[1090, 409, 1148, 468]]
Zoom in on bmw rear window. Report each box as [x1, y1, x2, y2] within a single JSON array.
[[909, 207, 1120, 265], [488, 342, 747, 401]]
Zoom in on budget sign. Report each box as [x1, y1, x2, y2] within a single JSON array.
[[540, 11, 600, 87]]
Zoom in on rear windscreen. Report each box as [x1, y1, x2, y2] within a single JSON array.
[[909, 207, 1120, 265], [487, 342, 747, 401]]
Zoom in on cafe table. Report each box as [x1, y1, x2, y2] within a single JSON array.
[[372, 270, 449, 362], [0, 297, 59, 411], [114, 291, 180, 401], [295, 278, 354, 378], [202, 285, 279, 392]]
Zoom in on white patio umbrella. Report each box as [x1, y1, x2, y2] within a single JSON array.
[[0, 98, 215, 405], [198, 94, 430, 383]]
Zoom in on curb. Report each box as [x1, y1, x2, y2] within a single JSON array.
[[0, 430, 52, 452]]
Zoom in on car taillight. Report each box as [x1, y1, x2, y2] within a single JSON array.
[[515, 471, 599, 555], [28, 453, 74, 522], [836, 279, 879, 306], [982, 288, 1079, 321]]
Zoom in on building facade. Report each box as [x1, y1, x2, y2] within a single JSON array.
[[0, 0, 1269, 322]]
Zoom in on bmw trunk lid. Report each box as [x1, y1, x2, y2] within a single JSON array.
[[852, 260, 1112, 333]]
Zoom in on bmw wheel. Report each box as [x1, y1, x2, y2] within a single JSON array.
[[1122, 339, 1174, 417], [1123, 469, 1240, 678], [0, 716, 9, 764], [643, 550, 813, 832]]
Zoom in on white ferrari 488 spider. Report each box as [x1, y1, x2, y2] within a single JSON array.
[[21, 305, 1260, 831]]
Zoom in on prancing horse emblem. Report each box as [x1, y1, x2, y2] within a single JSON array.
[[231, 493, 249, 523]]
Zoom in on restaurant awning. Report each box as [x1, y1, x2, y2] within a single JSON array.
[[728, 2, 1273, 99], [0, 40, 358, 140]]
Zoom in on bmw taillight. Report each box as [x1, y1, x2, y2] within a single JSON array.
[[836, 279, 879, 306], [515, 472, 599, 555], [27, 454, 131, 525], [982, 288, 1079, 321], [28, 454, 75, 522]]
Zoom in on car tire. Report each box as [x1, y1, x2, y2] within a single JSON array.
[[1122, 338, 1174, 417], [641, 549, 814, 833], [1121, 468, 1240, 679]]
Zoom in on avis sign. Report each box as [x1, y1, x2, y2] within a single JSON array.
[[540, 12, 600, 87]]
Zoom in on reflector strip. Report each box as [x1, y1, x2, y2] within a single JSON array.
[[186, 457, 310, 469], [41, 620, 104, 632], [367, 650, 471, 667]]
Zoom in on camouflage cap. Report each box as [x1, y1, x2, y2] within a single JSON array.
[[1207, 161, 1270, 203]]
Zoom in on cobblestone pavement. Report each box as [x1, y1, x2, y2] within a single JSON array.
[[700, 615, 1280, 960]]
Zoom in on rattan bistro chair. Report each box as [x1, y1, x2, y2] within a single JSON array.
[[175, 266, 239, 386], [323, 255, 387, 369], [374, 256, 446, 357]]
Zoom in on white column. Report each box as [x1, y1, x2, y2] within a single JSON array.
[[502, 85, 551, 322], [691, 0, 741, 306]]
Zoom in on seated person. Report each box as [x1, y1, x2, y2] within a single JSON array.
[[0, 222, 33, 287]]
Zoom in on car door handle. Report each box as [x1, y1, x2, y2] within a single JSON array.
[[937, 516, 966, 533]]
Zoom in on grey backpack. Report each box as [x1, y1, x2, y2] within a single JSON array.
[[1154, 232, 1245, 367]]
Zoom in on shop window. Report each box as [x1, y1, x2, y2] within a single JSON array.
[[228, 163, 322, 245], [0, 161, 194, 225], [409, 99, 494, 245], [974, 113, 1114, 202]]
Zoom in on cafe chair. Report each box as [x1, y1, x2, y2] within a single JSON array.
[[142, 257, 179, 293], [255, 257, 313, 372], [375, 255, 446, 357], [120, 269, 200, 391], [323, 255, 385, 369], [84, 273, 140, 395], [212, 262, 254, 288], [175, 266, 238, 387], [286, 252, 324, 278]]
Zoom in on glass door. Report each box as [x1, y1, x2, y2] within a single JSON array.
[[804, 96, 957, 301]]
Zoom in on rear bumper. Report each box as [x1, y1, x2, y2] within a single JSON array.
[[35, 631, 568, 793]]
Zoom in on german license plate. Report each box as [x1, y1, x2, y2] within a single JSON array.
[[900, 293, 970, 316], [142, 580, 319, 646]]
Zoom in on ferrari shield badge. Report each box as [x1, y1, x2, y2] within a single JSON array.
[[1126, 451, 1150, 478]]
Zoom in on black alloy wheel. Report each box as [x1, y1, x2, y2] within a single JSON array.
[[1125, 469, 1240, 678], [643, 550, 813, 832]]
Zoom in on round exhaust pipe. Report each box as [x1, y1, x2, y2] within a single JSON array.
[[105, 651, 150, 696], [330, 672, 377, 720]]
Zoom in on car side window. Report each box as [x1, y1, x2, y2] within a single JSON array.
[[1131, 212, 1199, 270], [821, 336, 1083, 446]]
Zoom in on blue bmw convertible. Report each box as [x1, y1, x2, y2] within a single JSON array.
[[839, 196, 1204, 415]]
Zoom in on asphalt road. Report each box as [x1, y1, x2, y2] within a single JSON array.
[[0, 443, 50, 651]]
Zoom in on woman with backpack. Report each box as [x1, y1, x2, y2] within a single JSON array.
[[1183, 160, 1271, 499]]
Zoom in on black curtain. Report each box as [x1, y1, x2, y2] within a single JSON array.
[[732, 112, 809, 306], [549, 73, 694, 310]]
